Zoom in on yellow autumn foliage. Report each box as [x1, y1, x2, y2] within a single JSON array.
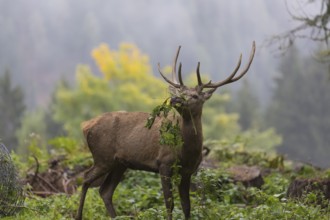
[[53, 43, 168, 138], [92, 43, 152, 82], [92, 42, 168, 103]]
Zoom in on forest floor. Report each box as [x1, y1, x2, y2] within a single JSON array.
[[2, 143, 330, 220]]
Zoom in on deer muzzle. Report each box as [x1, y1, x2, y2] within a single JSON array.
[[170, 97, 184, 106]]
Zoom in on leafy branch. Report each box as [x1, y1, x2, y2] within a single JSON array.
[[145, 98, 172, 129], [145, 99, 183, 151]]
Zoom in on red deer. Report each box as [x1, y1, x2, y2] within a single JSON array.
[[76, 42, 256, 220]]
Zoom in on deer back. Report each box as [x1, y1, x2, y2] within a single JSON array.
[[81, 111, 179, 172]]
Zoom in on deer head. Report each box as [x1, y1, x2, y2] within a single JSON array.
[[158, 42, 256, 119]]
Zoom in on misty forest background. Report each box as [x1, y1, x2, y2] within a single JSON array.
[[1, 0, 330, 169]]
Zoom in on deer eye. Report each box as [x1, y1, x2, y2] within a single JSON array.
[[192, 95, 198, 99]]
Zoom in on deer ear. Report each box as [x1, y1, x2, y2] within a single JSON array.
[[203, 88, 216, 100], [203, 91, 212, 100], [169, 86, 176, 94]]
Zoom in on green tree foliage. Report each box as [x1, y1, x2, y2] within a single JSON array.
[[15, 81, 67, 157], [231, 80, 260, 130], [203, 93, 241, 141], [267, 47, 330, 167], [44, 81, 67, 139], [0, 70, 25, 150], [203, 91, 281, 153], [15, 110, 47, 157], [52, 43, 167, 138]]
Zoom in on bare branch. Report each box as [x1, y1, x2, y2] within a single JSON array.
[[267, 0, 330, 54]]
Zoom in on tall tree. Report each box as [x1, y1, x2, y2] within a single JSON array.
[[0, 70, 25, 150], [232, 80, 260, 130], [267, 47, 330, 167]]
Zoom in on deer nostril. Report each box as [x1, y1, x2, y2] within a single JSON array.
[[170, 97, 183, 106], [170, 97, 177, 105]]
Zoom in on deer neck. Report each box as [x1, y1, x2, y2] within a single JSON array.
[[180, 112, 203, 160]]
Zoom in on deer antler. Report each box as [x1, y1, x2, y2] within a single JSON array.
[[201, 41, 256, 89], [196, 62, 202, 86], [196, 62, 212, 89], [158, 46, 185, 88]]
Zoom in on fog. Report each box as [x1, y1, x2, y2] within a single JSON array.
[[0, 0, 298, 107]]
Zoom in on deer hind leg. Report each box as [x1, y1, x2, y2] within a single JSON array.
[[99, 163, 127, 218], [76, 165, 110, 220], [178, 174, 191, 219], [159, 165, 174, 220]]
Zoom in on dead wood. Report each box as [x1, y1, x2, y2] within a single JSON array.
[[228, 165, 264, 188], [287, 178, 330, 205], [25, 156, 89, 197]]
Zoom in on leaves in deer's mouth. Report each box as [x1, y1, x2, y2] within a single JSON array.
[[146, 99, 183, 149], [159, 120, 183, 149], [145, 98, 172, 129]]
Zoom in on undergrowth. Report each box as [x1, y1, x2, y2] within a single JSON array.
[[4, 123, 330, 219], [5, 151, 330, 220], [5, 168, 330, 220]]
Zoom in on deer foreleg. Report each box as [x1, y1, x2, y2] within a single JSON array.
[[179, 174, 191, 219], [160, 165, 174, 220]]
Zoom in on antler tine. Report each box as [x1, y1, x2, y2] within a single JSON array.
[[178, 62, 184, 86], [230, 41, 256, 82], [158, 63, 181, 88], [204, 41, 256, 88], [196, 62, 203, 86], [172, 46, 181, 84], [209, 54, 242, 88], [158, 45, 184, 88]]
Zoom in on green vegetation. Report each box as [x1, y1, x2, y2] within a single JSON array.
[[5, 141, 330, 220], [0, 70, 25, 151], [0, 143, 25, 217], [145, 100, 183, 149]]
